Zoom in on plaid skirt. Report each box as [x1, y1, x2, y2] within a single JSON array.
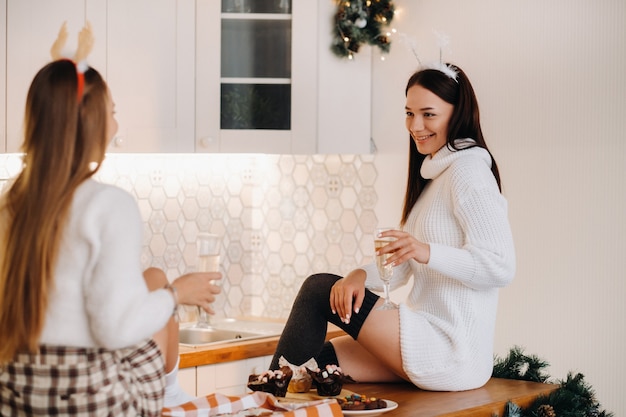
[[0, 339, 165, 417]]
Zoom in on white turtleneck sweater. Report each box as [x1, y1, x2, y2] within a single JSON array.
[[362, 140, 516, 391], [36, 179, 175, 349]]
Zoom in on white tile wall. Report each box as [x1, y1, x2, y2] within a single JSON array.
[[0, 153, 379, 321]]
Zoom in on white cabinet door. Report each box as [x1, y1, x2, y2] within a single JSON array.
[[196, 0, 316, 154], [196, 363, 216, 397], [5, 0, 194, 154], [5, 0, 98, 153], [195, 355, 272, 398], [178, 366, 197, 397], [105, 0, 194, 153], [196, 0, 369, 154]]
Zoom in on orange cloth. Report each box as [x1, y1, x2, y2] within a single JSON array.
[[162, 391, 342, 417]]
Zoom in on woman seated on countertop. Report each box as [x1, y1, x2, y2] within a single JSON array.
[[270, 61, 515, 392], [0, 22, 219, 415]]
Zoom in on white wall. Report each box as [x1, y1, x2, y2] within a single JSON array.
[[370, 0, 625, 414]]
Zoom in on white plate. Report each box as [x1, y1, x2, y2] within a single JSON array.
[[342, 399, 398, 416]]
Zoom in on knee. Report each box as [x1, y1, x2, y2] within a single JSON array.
[[143, 267, 168, 291], [300, 273, 340, 294]]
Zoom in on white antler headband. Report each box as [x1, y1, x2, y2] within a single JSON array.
[[401, 30, 458, 82]]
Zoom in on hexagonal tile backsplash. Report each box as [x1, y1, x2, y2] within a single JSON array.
[[0, 153, 378, 321]]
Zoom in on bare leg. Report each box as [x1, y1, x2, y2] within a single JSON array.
[[332, 298, 409, 382], [143, 267, 179, 373]]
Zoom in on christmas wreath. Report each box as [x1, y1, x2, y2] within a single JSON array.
[[492, 346, 614, 417], [331, 0, 395, 58]]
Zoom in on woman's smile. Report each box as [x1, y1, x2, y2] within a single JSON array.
[[413, 133, 436, 142]]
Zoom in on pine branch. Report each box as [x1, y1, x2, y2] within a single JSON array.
[[492, 348, 614, 417], [492, 346, 551, 383]]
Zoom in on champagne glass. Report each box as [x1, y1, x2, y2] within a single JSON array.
[[195, 232, 222, 328], [375, 227, 398, 310]]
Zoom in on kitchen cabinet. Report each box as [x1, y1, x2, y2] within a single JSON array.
[[180, 354, 272, 397], [5, 0, 371, 154], [198, 355, 271, 396], [195, 0, 372, 154], [104, 0, 195, 153], [178, 366, 197, 397], [4, 0, 194, 153], [5, 0, 93, 153]]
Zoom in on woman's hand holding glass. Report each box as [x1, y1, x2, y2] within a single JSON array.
[[328, 229, 430, 321], [377, 229, 431, 266], [172, 271, 221, 309], [375, 228, 398, 310], [374, 228, 431, 310]]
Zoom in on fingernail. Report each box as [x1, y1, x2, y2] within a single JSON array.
[[345, 314, 350, 321], [332, 310, 336, 315], [355, 307, 360, 314]]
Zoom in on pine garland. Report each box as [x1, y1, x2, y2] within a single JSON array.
[[492, 346, 614, 417], [331, 0, 395, 58], [492, 345, 551, 383]]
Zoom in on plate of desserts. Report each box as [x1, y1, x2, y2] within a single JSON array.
[[337, 394, 398, 416], [247, 361, 398, 416]]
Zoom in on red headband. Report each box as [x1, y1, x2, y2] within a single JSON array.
[[75, 61, 88, 102], [76, 71, 85, 101], [61, 59, 87, 102]]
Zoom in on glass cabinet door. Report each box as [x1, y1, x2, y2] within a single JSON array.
[[196, 0, 318, 153], [220, 0, 292, 130]]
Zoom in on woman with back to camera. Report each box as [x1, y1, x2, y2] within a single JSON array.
[[0, 23, 217, 415], [270, 62, 516, 391]]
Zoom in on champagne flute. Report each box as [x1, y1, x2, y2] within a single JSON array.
[[195, 232, 222, 328], [375, 227, 398, 310]]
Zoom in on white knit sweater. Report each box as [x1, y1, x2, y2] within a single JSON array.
[[362, 141, 516, 391], [36, 179, 175, 349]]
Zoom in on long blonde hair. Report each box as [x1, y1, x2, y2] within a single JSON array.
[[0, 60, 109, 362]]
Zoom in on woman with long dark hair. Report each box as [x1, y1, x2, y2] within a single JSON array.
[[270, 63, 515, 391]]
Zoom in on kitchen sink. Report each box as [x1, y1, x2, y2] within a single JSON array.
[[178, 318, 285, 347], [179, 327, 265, 345]]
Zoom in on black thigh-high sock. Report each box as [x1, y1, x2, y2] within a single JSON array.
[[269, 273, 379, 369]]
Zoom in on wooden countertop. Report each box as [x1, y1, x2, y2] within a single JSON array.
[[339, 379, 559, 417], [178, 323, 559, 416], [179, 324, 345, 369]]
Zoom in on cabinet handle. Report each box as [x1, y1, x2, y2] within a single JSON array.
[[199, 137, 214, 148]]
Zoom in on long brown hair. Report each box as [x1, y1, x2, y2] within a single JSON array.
[[400, 64, 501, 226], [0, 60, 109, 362]]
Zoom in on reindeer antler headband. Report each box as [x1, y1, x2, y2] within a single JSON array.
[[402, 30, 459, 83], [50, 21, 95, 100]]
